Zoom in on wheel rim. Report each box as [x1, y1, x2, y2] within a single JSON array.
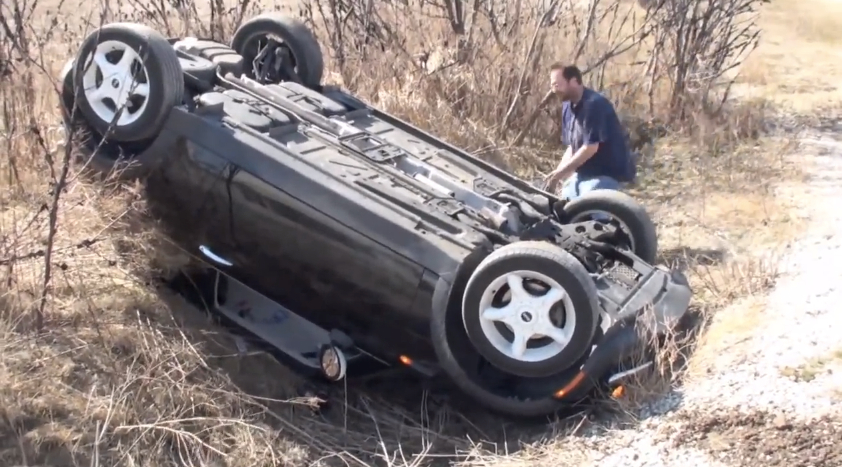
[[570, 210, 636, 251], [476, 270, 576, 363], [243, 33, 300, 83], [80, 40, 150, 127]]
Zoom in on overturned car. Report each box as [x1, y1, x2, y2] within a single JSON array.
[[59, 14, 692, 417]]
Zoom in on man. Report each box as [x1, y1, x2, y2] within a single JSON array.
[[543, 63, 636, 199]]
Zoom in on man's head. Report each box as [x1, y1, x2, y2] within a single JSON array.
[[549, 63, 584, 101]]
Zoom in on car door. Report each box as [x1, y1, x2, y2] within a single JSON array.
[[202, 165, 428, 356], [143, 137, 230, 257]]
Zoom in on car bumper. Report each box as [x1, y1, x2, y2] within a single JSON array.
[[554, 266, 693, 401]]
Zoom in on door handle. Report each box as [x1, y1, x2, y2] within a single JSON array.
[[199, 245, 234, 267]]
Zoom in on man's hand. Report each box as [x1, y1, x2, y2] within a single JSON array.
[[543, 168, 563, 185], [543, 166, 572, 192], [545, 142, 600, 191]]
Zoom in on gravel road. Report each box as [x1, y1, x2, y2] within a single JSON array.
[[578, 127, 842, 467]]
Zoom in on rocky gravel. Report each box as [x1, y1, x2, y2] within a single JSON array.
[[581, 128, 842, 467]]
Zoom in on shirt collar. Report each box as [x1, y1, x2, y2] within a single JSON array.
[[572, 87, 592, 111]]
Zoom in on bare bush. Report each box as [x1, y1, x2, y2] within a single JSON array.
[[296, 0, 766, 165], [642, 0, 768, 119]]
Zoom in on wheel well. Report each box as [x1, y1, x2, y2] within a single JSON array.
[[439, 248, 490, 369]]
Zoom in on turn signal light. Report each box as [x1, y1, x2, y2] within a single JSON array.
[[554, 371, 586, 398]]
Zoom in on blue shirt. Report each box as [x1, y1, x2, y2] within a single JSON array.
[[561, 88, 634, 182]]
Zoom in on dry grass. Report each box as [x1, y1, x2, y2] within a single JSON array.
[[641, 0, 842, 411], [683, 294, 767, 378], [0, 0, 833, 465], [779, 347, 842, 383], [738, 0, 842, 112]]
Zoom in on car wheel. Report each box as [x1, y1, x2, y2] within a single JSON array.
[[230, 13, 324, 88], [461, 241, 600, 378], [60, 58, 169, 180], [563, 189, 658, 263], [72, 22, 184, 143]]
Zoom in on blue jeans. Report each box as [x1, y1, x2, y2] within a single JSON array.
[[560, 173, 621, 200], [561, 174, 621, 222]]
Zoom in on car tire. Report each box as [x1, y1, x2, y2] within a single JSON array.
[[563, 189, 658, 263], [59, 59, 77, 123], [60, 58, 167, 180], [461, 241, 600, 378], [230, 13, 324, 88], [72, 22, 184, 143]]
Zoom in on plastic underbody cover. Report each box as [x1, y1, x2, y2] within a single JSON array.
[[198, 89, 292, 132], [173, 37, 244, 76], [206, 78, 528, 237], [266, 82, 347, 117], [596, 258, 692, 335]]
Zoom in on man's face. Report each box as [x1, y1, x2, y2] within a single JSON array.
[[550, 70, 573, 100]]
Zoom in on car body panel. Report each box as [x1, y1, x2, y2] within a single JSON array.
[[212, 165, 435, 357], [143, 125, 230, 253]]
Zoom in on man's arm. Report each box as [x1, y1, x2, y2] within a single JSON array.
[[557, 143, 598, 174], [556, 145, 573, 170]]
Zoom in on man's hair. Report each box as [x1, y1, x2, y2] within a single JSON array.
[[549, 62, 583, 84]]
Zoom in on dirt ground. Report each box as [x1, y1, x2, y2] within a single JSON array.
[[665, 1, 842, 463], [674, 410, 842, 467]]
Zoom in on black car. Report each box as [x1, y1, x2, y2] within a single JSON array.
[[58, 14, 692, 418]]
